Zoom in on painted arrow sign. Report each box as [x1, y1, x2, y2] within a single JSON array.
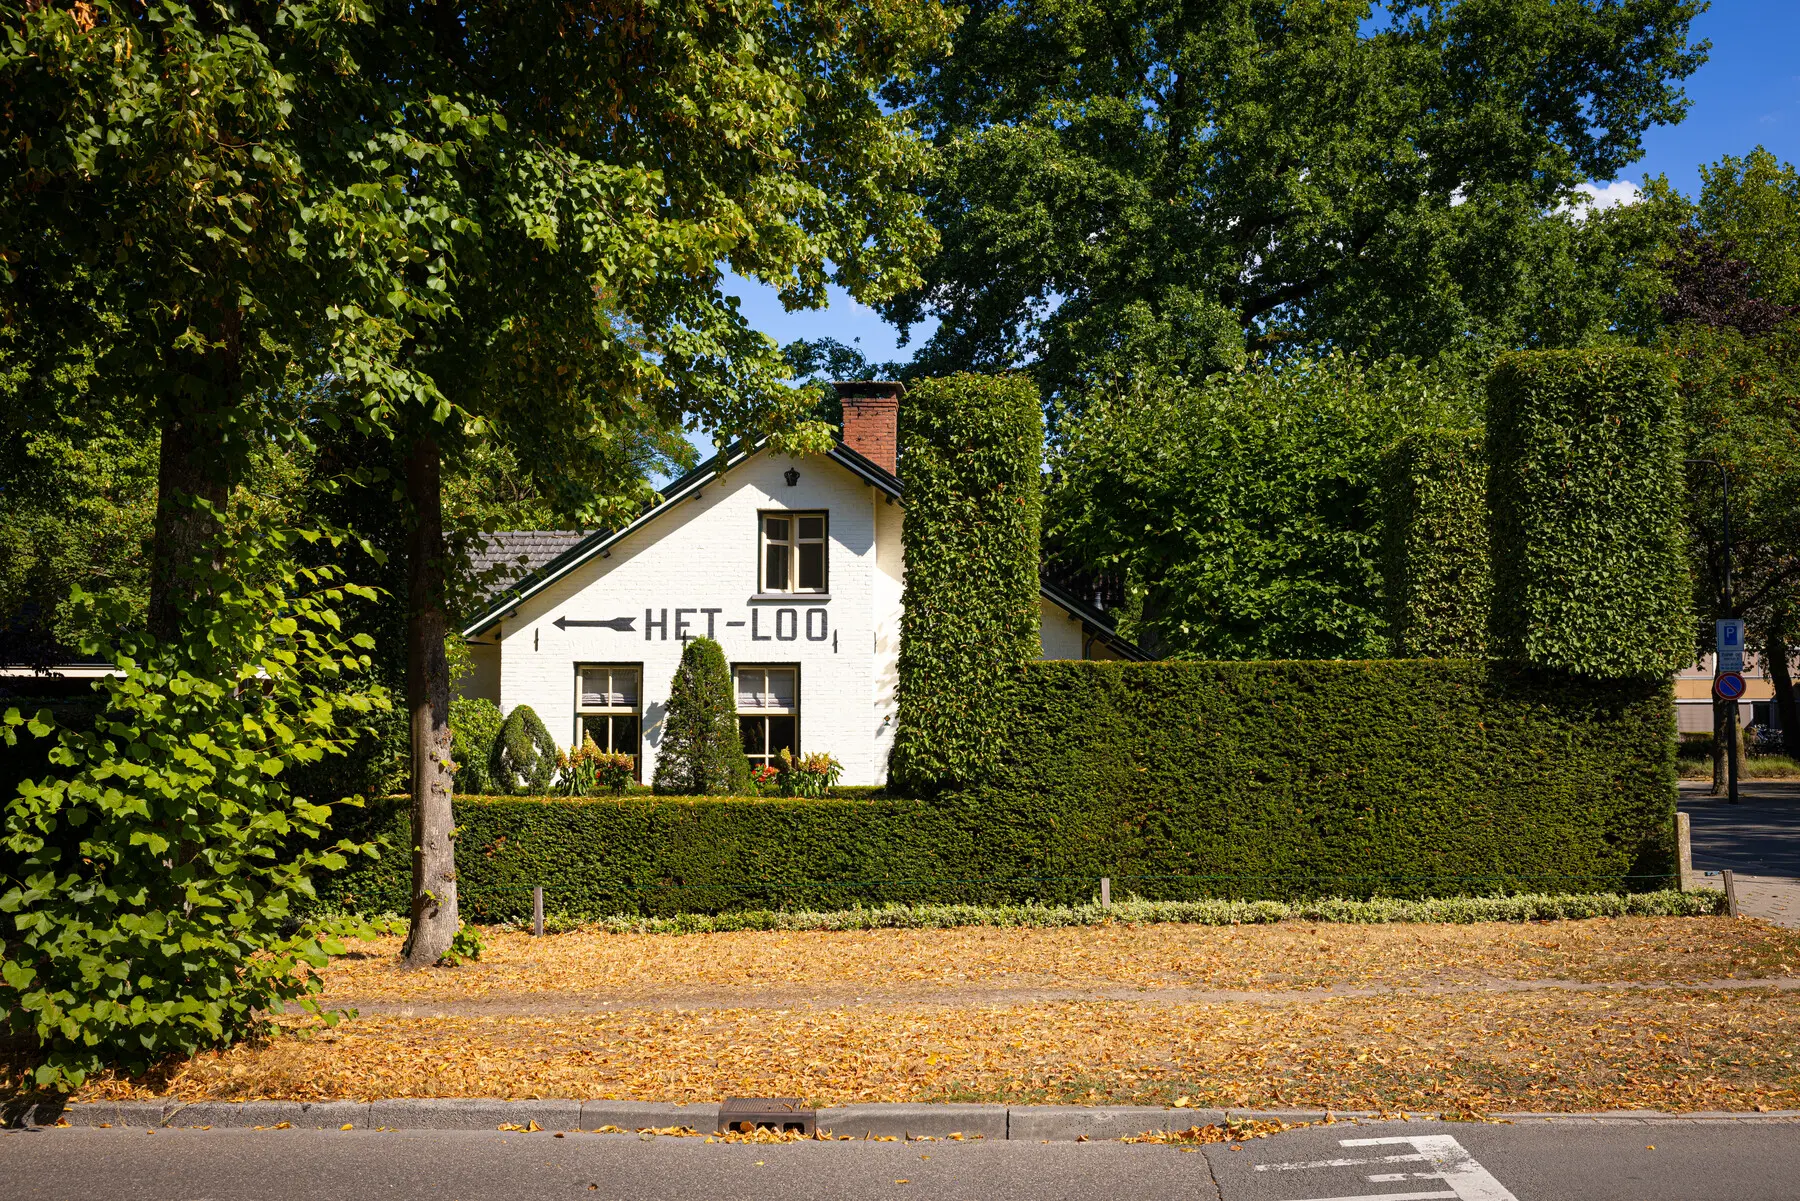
[[553, 615, 637, 632]]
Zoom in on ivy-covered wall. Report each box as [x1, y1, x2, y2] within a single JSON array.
[[316, 659, 1678, 918], [888, 373, 1043, 792], [1487, 350, 1692, 678], [1382, 429, 1490, 658]]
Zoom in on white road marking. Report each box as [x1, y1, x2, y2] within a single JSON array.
[[1257, 1134, 1519, 1201], [1256, 1154, 1429, 1171]]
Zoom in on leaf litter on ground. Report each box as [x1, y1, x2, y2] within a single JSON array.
[[15, 914, 1800, 1117]]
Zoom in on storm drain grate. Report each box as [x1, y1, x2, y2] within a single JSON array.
[[716, 1097, 816, 1136]]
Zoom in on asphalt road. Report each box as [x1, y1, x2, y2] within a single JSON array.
[[1680, 780, 1800, 876], [4, 1119, 1798, 1201]]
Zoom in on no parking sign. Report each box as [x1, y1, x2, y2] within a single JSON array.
[[1714, 671, 1747, 701]]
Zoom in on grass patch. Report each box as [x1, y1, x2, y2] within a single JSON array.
[[474, 891, 1726, 935], [1678, 755, 1800, 780]]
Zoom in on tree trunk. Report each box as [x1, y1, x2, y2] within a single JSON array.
[[147, 411, 231, 640], [1768, 607, 1799, 755], [400, 421, 459, 968], [1711, 697, 1726, 795], [148, 310, 242, 642]]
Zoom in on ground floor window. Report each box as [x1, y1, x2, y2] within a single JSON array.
[[577, 664, 641, 780], [735, 665, 797, 769]]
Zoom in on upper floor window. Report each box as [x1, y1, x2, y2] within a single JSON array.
[[761, 511, 827, 593]]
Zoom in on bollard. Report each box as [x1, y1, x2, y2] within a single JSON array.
[[1677, 812, 1695, 892], [1100, 877, 1111, 909], [1722, 870, 1740, 919], [533, 886, 545, 937]]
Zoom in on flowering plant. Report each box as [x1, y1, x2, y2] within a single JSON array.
[[748, 763, 781, 795], [558, 737, 636, 796], [775, 749, 843, 798]]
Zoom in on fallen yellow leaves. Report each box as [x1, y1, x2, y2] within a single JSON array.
[[12, 915, 1798, 1116], [309, 916, 1800, 1011]]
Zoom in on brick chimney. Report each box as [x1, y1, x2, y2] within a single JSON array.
[[835, 380, 903, 476]]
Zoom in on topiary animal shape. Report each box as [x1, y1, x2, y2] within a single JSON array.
[[489, 703, 560, 794]]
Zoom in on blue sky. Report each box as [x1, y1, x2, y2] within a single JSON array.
[[720, 0, 1800, 370]]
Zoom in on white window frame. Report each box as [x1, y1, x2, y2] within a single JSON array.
[[759, 510, 828, 594], [734, 664, 800, 769], [575, 663, 643, 779]]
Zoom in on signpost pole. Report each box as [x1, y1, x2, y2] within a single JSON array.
[[1688, 459, 1739, 806]]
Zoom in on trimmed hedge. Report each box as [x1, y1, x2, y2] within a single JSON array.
[[1487, 350, 1692, 678], [889, 373, 1043, 793], [1382, 429, 1489, 658], [316, 659, 1678, 919]]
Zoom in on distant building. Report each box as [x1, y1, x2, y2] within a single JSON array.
[[1674, 652, 1782, 737]]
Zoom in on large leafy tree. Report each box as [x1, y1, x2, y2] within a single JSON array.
[[881, 0, 1706, 399], [1049, 355, 1473, 660], [3, 0, 953, 966]]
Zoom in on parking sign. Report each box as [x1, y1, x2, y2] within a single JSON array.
[[1717, 617, 1745, 674]]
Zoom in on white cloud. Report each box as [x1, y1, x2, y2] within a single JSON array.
[[1571, 179, 1642, 211]]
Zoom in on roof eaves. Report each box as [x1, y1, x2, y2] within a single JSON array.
[[826, 443, 901, 496], [1037, 578, 1150, 661], [459, 444, 750, 637]]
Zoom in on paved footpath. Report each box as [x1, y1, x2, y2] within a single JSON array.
[[5, 1117, 1800, 1201], [1679, 780, 1800, 926]]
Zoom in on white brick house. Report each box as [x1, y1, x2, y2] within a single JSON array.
[[456, 383, 1142, 787]]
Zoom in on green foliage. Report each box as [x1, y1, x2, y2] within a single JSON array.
[[1690, 147, 1800, 310], [882, 0, 1707, 393], [498, 890, 1723, 935], [318, 660, 1676, 918], [1662, 321, 1800, 645], [450, 698, 504, 797], [1051, 355, 1474, 659], [437, 924, 484, 968], [890, 373, 1043, 793], [1487, 350, 1693, 678], [489, 705, 558, 796], [651, 638, 751, 797], [1382, 430, 1491, 658], [0, 519, 386, 1089]]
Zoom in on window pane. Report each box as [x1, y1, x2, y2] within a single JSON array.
[[768, 716, 797, 757], [739, 716, 766, 756], [797, 515, 824, 541], [767, 669, 796, 710], [765, 543, 789, 591], [580, 670, 607, 708], [580, 715, 608, 748], [613, 670, 639, 708], [736, 668, 762, 710], [612, 715, 640, 760], [797, 542, 824, 590], [764, 515, 790, 543]]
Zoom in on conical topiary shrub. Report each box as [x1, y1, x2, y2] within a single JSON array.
[[652, 636, 751, 796], [489, 703, 559, 794]]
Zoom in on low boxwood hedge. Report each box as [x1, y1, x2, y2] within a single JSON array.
[[315, 658, 1677, 919]]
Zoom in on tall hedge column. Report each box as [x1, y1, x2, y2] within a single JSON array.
[[1486, 350, 1691, 679], [1382, 429, 1490, 658], [890, 374, 1044, 794]]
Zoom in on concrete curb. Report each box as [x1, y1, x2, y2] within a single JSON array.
[[17, 1100, 1800, 1137]]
